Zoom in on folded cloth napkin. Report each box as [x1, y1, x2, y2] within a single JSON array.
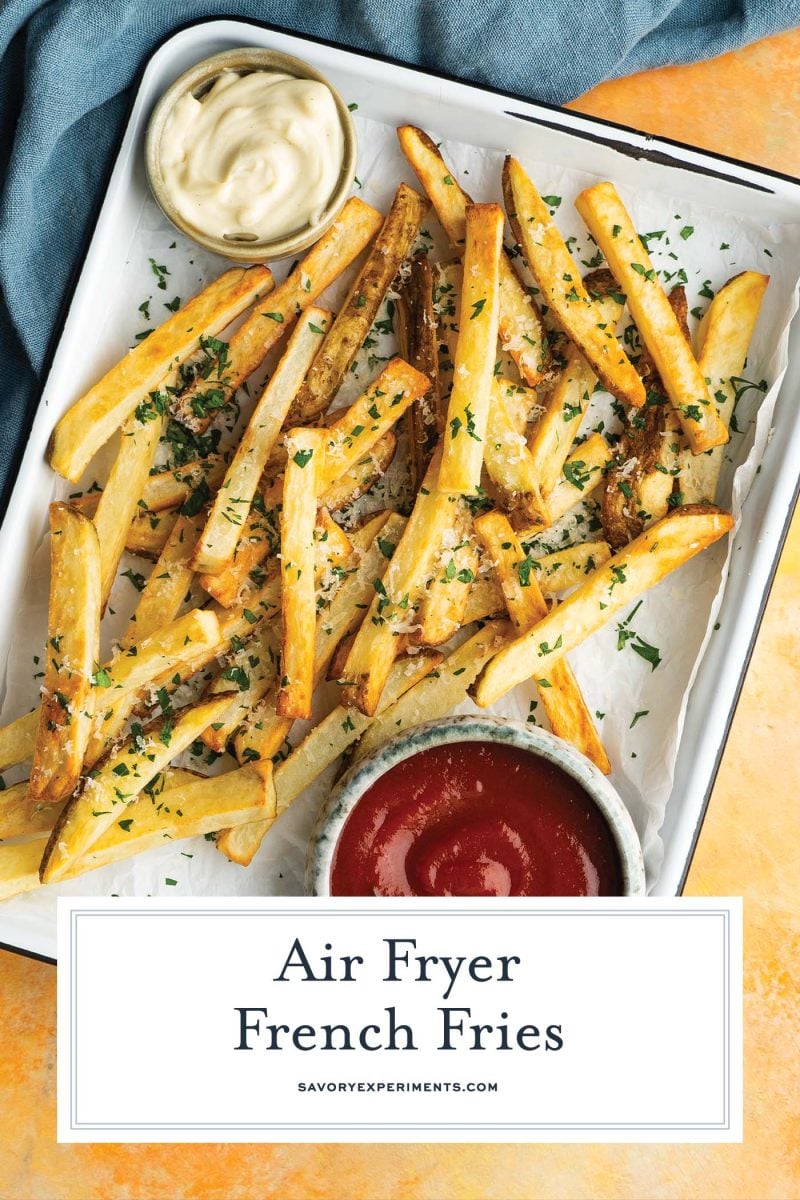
[[0, 0, 797, 501]]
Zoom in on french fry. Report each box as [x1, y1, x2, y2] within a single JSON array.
[[475, 505, 734, 707], [173, 198, 382, 431], [0, 767, 200, 842], [40, 694, 234, 883], [120, 509, 206, 649], [125, 508, 178, 558], [438, 204, 503, 494], [277, 429, 325, 720], [503, 159, 643, 408], [200, 434, 396, 607], [0, 710, 39, 771], [192, 309, 331, 575], [414, 503, 478, 645], [93, 410, 166, 607], [288, 183, 429, 425], [353, 620, 511, 763], [202, 623, 282, 753], [521, 433, 613, 532], [682, 271, 769, 503], [463, 541, 613, 624], [69, 455, 227, 521], [339, 449, 458, 715], [397, 126, 548, 385], [218, 650, 442, 867], [483, 379, 546, 522], [231, 513, 402, 765], [29, 504, 101, 804], [49, 266, 272, 481], [474, 511, 609, 772], [575, 182, 727, 453], [317, 358, 430, 493], [527, 271, 626, 502], [0, 766, 273, 900], [84, 609, 221, 766], [397, 252, 442, 490]]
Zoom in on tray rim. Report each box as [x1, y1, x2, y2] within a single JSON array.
[[2, 14, 799, 964]]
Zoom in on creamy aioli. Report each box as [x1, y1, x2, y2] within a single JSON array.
[[159, 70, 345, 242]]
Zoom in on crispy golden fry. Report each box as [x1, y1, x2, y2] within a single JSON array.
[[317, 358, 429, 493], [40, 694, 234, 883], [49, 266, 272, 481], [397, 126, 548, 385], [232, 512, 402, 764], [463, 540, 613, 623], [520, 433, 612, 533], [575, 182, 727, 453], [217, 650, 442, 866], [289, 183, 429, 426], [199, 434, 396, 607], [203, 622, 282, 752], [69, 456, 227, 521], [0, 766, 273, 900], [29, 504, 101, 804], [682, 271, 770, 503], [94, 411, 166, 607], [339, 449, 458, 715], [527, 271, 625, 503], [277, 429, 325, 720], [84, 609, 221, 766], [353, 620, 511, 763], [483, 379, 546, 521], [120, 509, 206, 649], [397, 252, 442, 490], [504, 160, 643, 408], [603, 286, 690, 548], [438, 204, 503, 495], [0, 710, 39, 771], [474, 511, 609, 772], [475, 505, 734, 707], [173, 199, 382, 431], [414, 503, 478, 645], [125, 508, 178, 558], [193, 309, 331, 576], [0, 767, 200, 842]]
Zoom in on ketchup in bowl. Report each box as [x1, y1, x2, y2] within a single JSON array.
[[329, 741, 623, 897]]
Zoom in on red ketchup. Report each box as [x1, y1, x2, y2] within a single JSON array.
[[330, 742, 623, 897]]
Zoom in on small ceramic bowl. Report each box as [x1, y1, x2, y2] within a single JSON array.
[[307, 715, 646, 897], [144, 47, 358, 262]]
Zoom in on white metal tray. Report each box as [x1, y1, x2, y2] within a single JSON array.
[[2, 18, 800, 960]]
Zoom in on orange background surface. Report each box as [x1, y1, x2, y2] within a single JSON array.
[[2, 26, 799, 1200]]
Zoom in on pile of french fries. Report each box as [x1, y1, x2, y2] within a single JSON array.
[[0, 127, 770, 900]]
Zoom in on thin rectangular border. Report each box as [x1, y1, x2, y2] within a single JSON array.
[[68, 906, 732, 1133]]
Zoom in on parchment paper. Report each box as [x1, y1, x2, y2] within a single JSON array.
[[1, 113, 799, 933]]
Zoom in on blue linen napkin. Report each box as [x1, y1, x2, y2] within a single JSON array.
[[1, 0, 797, 503]]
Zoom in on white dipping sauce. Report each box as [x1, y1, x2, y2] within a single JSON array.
[[159, 70, 345, 242]]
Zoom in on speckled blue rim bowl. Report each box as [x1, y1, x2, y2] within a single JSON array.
[[306, 715, 647, 897]]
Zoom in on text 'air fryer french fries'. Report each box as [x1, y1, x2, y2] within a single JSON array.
[[29, 504, 101, 805], [504, 159, 644, 409], [289, 183, 430, 425], [682, 271, 769, 503], [192, 308, 331, 576], [0, 766, 274, 901], [397, 125, 548, 385], [173, 197, 383, 431], [474, 511, 610, 773], [575, 181, 728, 455], [48, 265, 273, 482], [277, 428, 325, 720], [40, 694, 235, 884], [438, 203, 503, 494], [475, 506, 734, 708]]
